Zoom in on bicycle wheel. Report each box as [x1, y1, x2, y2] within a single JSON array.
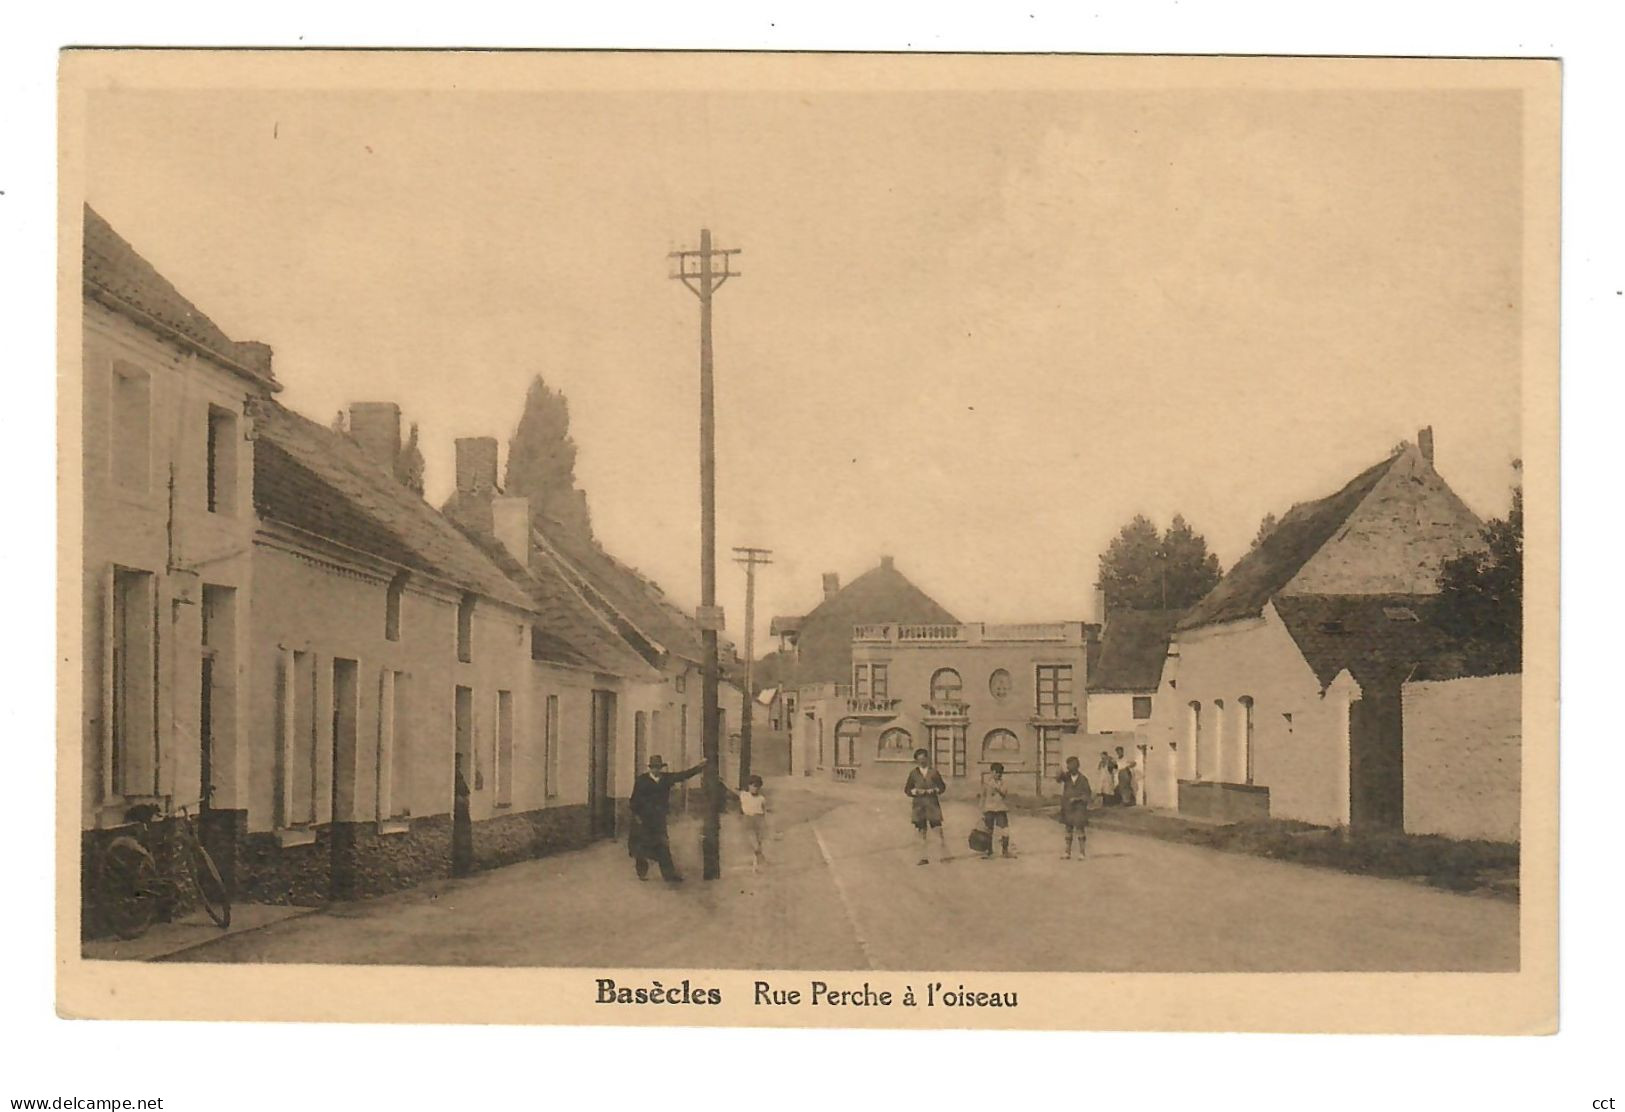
[[101, 837, 158, 940], [189, 839, 231, 929]]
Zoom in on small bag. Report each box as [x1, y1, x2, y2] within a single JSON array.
[[968, 826, 993, 854]]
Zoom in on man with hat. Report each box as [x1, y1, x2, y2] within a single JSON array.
[[628, 755, 705, 882]]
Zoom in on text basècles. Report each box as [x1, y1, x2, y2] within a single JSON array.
[[595, 978, 722, 1006]]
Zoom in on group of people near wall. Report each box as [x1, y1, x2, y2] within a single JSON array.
[[1094, 746, 1141, 808]]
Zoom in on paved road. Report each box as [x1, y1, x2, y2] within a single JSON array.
[[171, 777, 1517, 972]]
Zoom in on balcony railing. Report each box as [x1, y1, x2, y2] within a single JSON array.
[[921, 699, 971, 719], [845, 696, 902, 716], [898, 624, 966, 642], [853, 623, 893, 642], [1030, 703, 1080, 722], [832, 767, 857, 782], [983, 622, 1071, 642]]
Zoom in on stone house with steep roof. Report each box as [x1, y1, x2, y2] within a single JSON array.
[[79, 206, 278, 927], [443, 437, 746, 822], [78, 210, 629, 930], [1141, 430, 1487, 828]]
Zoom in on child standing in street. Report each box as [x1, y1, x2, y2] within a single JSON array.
[[978, 762, 1013, 859], [739, 775, 769, 870]]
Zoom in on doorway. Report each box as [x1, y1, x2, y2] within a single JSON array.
[[589, 690, 616, 838]]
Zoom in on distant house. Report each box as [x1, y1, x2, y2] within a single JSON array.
[[1144, 430, 1488, 829], [769, 556, 959, 776], [1082, 607, 1184, 805]]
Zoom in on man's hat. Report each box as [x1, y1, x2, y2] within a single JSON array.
[[648, 755, 666, 770]]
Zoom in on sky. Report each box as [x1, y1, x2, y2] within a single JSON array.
[[84, 78, 1524, 651]]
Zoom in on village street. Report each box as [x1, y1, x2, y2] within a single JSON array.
[[168, 776, 1517, 972]]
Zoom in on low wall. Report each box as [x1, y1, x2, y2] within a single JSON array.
[[1178, 780, 1271, 822], [1402, 673, 1521, 843]]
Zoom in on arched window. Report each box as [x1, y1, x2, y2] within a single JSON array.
[[1188, 701, 1203, 781], [634, 711, 648, 772], [1238, 696, 1255, 785], [834, 718, 862, 768], [456, 592, 476, 662], [988, 668, 1013, 701], [982, 729, 1021, 759], [1213, 698, 1226, 782], [877, 727, 913, 759], [930, 668, 963, 704]]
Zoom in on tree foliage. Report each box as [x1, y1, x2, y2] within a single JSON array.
[[1249, 511, 1279, 552], [1097, 513, 1223, 611], [1434, 477, 1522, 674], [504, 375, 594, 537]]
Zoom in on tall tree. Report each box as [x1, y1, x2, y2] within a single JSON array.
[[1434, 469, 1522, 674], [1249, 511, 1279, 552], [1098, 513, 1223, 611], [504, 375, 593, 537]]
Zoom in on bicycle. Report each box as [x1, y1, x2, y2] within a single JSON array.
[[98, 802, 232, 940]]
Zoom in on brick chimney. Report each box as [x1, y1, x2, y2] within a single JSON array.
[[455, 437, 500, 496], [1417, 426, 1434, 465], [879, 555, 895, 571], [349, 402, 402, 472], [822, 572, 840, 600]]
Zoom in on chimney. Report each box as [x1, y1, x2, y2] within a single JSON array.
[[1417, 426, 1434, 465], [349, 402, 402, 472], [455, 437, 500, 496], [822, 572, 840, 600], [1095, 586, 1108, 624], [491, 495, 531, 564], [879, 555, 894, 571]]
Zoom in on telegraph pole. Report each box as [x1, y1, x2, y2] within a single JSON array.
[[732, 546, 773, 791], [671, 229, 741, 881]]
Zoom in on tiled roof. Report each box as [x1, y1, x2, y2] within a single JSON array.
[[1087, 609, 1185, 693], [1179, 454, 1400, 630], [787, 561, 960, 686], [83, 205, 277, 388], [253, 402, 533, 610], [530, 515, 710, 667], [1273, 594, 1472, 690], [455, 523, 657, 680]]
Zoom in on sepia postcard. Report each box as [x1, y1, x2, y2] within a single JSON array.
[[56, 50, 1558, 1033]]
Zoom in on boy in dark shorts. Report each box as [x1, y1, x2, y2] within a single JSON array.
[[979, 761, 1013, 859], [904, 748, 949, 865], [1056, 755, 1093, 859]]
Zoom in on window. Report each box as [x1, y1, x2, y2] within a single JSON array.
[[1038, 726, 1062, 777], [456, 593, 475, 662], [1213, 698, 1226, 781], [110, 568, 157, 797], [275, 649, 319, 828], [1035, 664, 1073, 716], [495, 690, 515, 806], [877, 727, 913, 759], [544, 694, 561, 798], [634, 711, 649, 775], [834, 718, 861, 767], [385, 572, 408, 641], [376, 670, 411, 820], [331, 658, 359, 821], [1187, 701, 1203, 780], [988, 668, 1012, 701], [1238, 696, 1255, 785], [111, 363, 151, 493], [982, 729, 1020, 759], [206, 406, 238, 514], [930, 668, 963, 704], [853, 663, 890, 700], [1132, 696, 1153, 720], [678, 703, 689, 769]]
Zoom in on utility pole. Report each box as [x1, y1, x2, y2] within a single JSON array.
[[670, 229, 741, 881], [732, 546, 773, 791]]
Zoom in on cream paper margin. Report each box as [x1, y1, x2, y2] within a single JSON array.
[[54, 50, 1560, 1033]]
